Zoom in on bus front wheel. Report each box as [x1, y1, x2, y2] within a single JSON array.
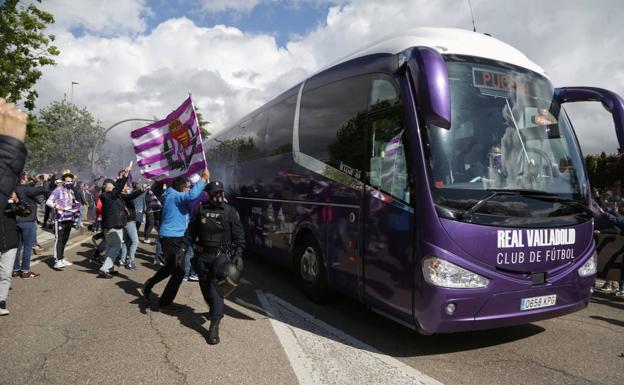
[[295, 235, 329, 302]]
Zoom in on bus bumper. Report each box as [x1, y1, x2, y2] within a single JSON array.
[[417, 277, 595, 334]]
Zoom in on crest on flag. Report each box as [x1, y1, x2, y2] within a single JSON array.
[[164, 116, 200, 171], [131, 96, 207, 183]]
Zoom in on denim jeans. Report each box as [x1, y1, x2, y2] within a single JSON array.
[[101, 228, 123, 273], [0, 249, 17, 302], [183, 245, 195, 278], [155, 238, 162, 259], [120, 221, 139, 266], [14, 221, 37, 272], [77, 206, 85, 227]]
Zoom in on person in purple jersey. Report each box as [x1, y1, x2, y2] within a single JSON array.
[[46, 172, 81, 269]]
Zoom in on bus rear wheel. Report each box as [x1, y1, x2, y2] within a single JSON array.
[[295, 235, 329, 302]]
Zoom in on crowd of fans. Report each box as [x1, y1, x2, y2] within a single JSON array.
[[592, 182, 624, 297]]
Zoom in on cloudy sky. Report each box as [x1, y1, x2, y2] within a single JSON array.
[[33, 0, 623, 159]]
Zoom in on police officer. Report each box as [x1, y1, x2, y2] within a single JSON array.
[[187, 180, 244, 345]]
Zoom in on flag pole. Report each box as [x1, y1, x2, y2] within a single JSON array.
[[188, 92, 209, 173]]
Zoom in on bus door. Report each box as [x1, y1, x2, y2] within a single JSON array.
[[362, 103, 415, 321]]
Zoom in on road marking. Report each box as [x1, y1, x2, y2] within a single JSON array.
[[256, 290, 444, 385], [30, 235, 92, 267]]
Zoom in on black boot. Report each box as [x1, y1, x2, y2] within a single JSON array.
[[142, 279, 153, 301], [207, 319, 221, 345]]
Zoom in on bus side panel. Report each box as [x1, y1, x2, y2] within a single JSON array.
[[362, 187, 415, 323], [230, 151, 364, 299], [325, 204, 361, 299], [235, 153, 297, 265]]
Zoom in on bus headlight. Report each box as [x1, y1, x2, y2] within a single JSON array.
[[577, 252, 597, 277], [422, 257, 489, 288]]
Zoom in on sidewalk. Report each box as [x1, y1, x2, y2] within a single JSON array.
[[36, 226, 56, 246], [31, 225, 92, 265]]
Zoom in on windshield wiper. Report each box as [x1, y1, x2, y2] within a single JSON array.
[[514, 193, 593, 217], [460, 189, 592, 221], [460, 191, 512, 221]]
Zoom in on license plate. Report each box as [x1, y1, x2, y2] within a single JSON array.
[[520, 294, 556, 311]]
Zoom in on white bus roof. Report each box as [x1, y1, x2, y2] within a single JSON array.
[[328, 27, 548, 78]]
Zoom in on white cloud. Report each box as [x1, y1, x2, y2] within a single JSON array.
[[36, 16, 314, 159], [39, 0, 150, 35], [34, 0, 624, 173], [196, 0, 346, 13]]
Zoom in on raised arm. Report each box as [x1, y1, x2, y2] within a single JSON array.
[[0, 99, 27, 199], [179, 169, 210, 203], [114, 176, 129, 195]]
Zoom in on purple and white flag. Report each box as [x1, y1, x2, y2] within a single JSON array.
[[383, 130, 403, 157], [131, 96, 207, 183]]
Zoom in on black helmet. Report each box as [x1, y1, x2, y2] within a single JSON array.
[[213, 260, 240, 297], [206, 180, 224, 193]]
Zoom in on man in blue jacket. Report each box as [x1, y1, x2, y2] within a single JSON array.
[[143, 169, 209, 307]]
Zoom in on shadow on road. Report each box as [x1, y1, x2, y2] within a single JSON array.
[[68, 238, 546, 356], [589, 315, 624, 328], [218, 252, 547, 358], [590, 293, 624, 311]]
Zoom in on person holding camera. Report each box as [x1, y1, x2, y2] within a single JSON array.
[[13, 171, 50, 279], [0, 98, 28, 315]]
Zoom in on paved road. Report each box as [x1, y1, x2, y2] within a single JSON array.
[[1, 236, 622, 385]]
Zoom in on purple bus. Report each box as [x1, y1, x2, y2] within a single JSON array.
[[205, 28, 624, 334]]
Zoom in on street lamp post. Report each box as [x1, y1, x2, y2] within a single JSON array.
[[91, 118, 157, 178], [71, 81, 79, 103]]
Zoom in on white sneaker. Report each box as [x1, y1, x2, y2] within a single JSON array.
[[61, 259, 73, 267], [53, 260, 65, 269], [0, 308, 9, 316]]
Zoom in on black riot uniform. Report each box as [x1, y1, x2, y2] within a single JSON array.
[[187, 180, 245, 344]]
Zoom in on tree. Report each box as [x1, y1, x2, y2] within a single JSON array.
[[25, 100, 110, 174], [196, 110, 211, 139], [0, 0, 60, 110]]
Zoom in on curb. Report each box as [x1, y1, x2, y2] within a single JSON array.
[[30, 232, 93, 266]]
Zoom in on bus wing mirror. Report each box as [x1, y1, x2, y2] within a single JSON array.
[[555, 87, 624, 153], [401, 47, 451, 129]]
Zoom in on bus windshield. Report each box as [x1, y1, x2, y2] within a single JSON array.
[[425, 56, 588, 221]]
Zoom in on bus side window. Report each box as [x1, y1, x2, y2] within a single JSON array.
[[368, 109, 409, 204], [367, 77, 409, 203], [214, 112, 267, 162], [299, 75, 371, 177], [266, 95, 296, 156], [370, 78, 399, 110]]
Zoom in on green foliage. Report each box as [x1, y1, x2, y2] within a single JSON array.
[[0, 0, 59, 110], [206, 137, 257, 162], [585, 152, 624, 190], [196, 110, 211, 139], [25, 100, 109, 173]]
